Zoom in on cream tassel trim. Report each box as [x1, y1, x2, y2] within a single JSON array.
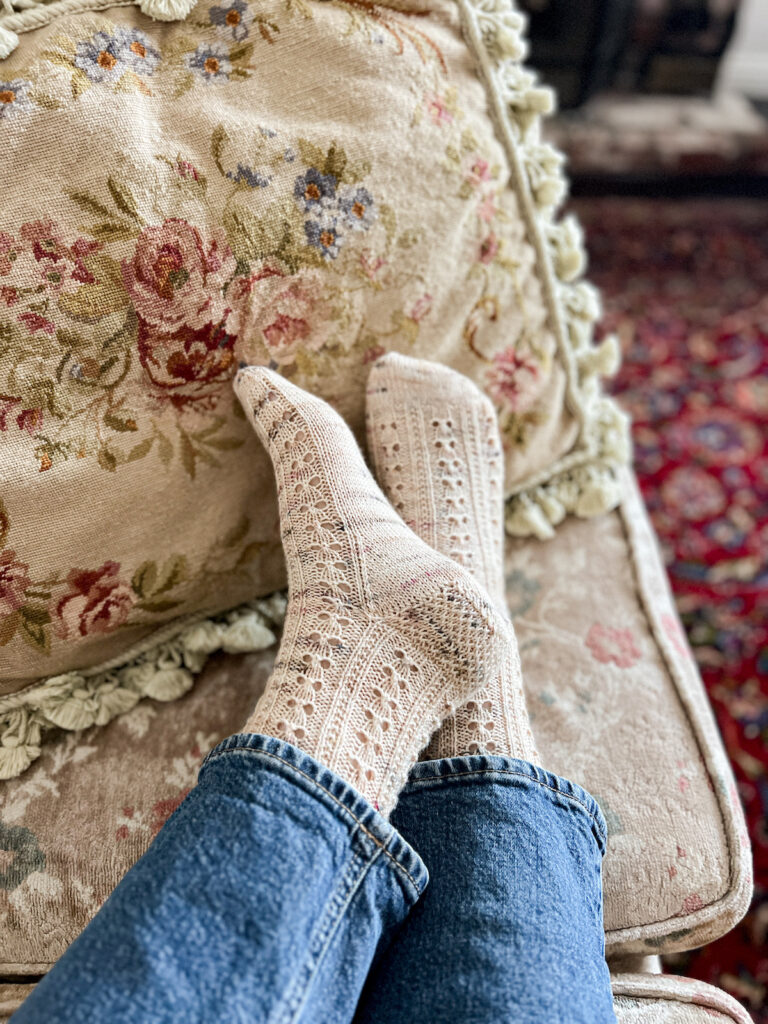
[[0, 595, 286, 781], [0, 23, 19, 57], [0, 0, 194, 58], [456, 0, 632, 540]]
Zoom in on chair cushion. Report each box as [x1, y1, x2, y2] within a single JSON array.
[[0, 471, 750, 972], [612, 973, 753, 1024], [0, 0, 629, 778], [508, 467, 751, 955]]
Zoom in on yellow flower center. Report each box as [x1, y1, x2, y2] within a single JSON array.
[[305, 182, 321, 201], [130, 40, 147, 58], [352, 201, 365, 219], [204, 56, 220, 74], [98, 50, 118, 69], [226, 9, 241, 25], [0, 90, 15, 105], [320, 231, 335, 248]]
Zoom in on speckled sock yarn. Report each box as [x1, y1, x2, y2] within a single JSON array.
[[234, 366, 514, 816], [366, 353, 538, 765]]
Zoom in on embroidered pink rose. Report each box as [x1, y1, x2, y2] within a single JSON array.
[[122, 219, 237, 332], [0, 550, 30, 619], [586, 623, 642, 669], [137, 318, 237, 401], [486, 348, 541, 414], [55, 561, 136, 639], [426, 93, 453, 125], [242, 267, 333, 366], [479, 232, 499, 265], [19, 220, 100, 293], [15, 407, 43, 437], [681, 893, 704, 915]]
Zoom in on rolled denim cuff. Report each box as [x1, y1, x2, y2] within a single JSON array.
[[202, 733, 429, 901], [403, 754, 608, 855]]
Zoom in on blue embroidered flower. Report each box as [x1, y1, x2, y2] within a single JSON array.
[[294, 168, 337, 213], [74, 28, 160, 84], [0, 78, 33, 121], [227, 163, 271, 188], [338, 186, 376, 231], [185, 44, 232, 83], [305, 211, 344, 261], [0, 822, 45, 891], [209, 0, 252, 41]]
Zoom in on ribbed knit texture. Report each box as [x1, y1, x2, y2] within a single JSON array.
[[234, 366, 514, 816], [366, 353, 538, 764]]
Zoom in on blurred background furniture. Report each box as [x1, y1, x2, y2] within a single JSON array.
[[522, 0, 768, 189], [523, 1, 767, 1016]]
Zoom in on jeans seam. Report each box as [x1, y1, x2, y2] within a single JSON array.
[[278, 844, 380, 1024], [405, 766, 605, 836], [204, 744, 422, 893]]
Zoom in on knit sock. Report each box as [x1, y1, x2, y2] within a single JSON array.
[[365, 353, 538, 764], [234, 366, 514, 816]]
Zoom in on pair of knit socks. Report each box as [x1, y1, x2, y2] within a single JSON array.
[[235, 354, 537, 817]]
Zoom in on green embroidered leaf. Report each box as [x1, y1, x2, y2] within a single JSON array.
[[173, 72, 195, 99], [132, 561, 158, 598], [97, 448, 118, 472], [126, 437, 154, 461], [229, 42, 254, 65], [153, 555, 189, 596], [179, 432, 197, 479], [68, 192, 114, 220], [297, 138, 327, 172], [32, 93, 64, 111], [136, 599, 182, 614], [0, 609, 18, 647], [104, 411, 139, 433], [56, 328, 89, 351], [378, 203, 397, 245], [21, 604, 50, 626], [58, 254, 130, 319], [236, 541, 265, 566], [220, 515, 250, 548], [71, 69, 90, 99], [322, 144, 347, 182], [107, 178, 143, 224], [19, 609, 50, 654], [156, 431, 174, 467], [397, 230, 420, 250], [223, 205, 287, 265], [84, 222, 138, 242], [39, 50, 77, 69], [229, 68, 251, 80], [203, 436, 243, 451], [211, 124, 229, 177]]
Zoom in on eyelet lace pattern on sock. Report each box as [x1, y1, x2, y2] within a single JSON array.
[[236, 366, 512, 815], [366, 354, 538, 765]]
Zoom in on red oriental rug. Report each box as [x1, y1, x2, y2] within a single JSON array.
[[573, 197, 768, 1022]]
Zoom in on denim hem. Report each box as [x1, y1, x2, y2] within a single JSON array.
[[403, 755, 608, 853], [202, 733, 428, 900]]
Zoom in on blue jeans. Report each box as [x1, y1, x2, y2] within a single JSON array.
[[13, 734, 615, 1024]]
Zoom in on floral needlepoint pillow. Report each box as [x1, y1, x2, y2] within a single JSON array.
[[0, 0, 629, 777]]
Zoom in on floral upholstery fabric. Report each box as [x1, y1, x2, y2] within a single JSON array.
[[0, 0, 630, 777], [510, 469, 751, 955], [612, 973, 754, 1024], [0, 472, 749, 978]]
